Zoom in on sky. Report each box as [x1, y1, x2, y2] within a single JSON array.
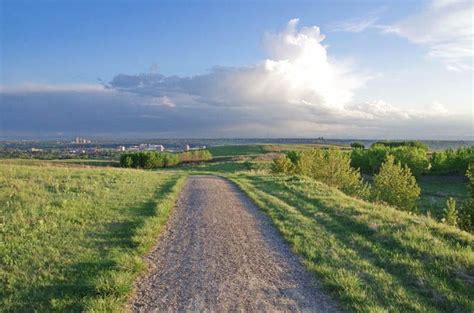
[[0, 0, 473, 139]]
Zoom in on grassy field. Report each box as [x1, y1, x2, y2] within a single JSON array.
[[208, 145, 266, 157], [0, 163, 185, 312], [2, 153, 472, 312], [208, 143, 349, 157], [0, 158, 119, 168], [418, 175, 469, 218], [229, 173, 474, 312]]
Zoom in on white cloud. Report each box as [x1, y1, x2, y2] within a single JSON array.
[[381, 0, 473, 72], [111, 19, 370, 114], [331, 16, 379, 33], [1, 19, 472, 139]]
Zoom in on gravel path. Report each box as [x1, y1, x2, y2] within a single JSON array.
[[129, 175, 338, 312]]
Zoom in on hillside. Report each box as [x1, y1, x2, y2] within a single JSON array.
[[230, 174, 474, 312]]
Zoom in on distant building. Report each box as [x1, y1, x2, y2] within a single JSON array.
[[30, 147, 43, 152], [135, 144, 165, 151], [73, 137, 92, 144], [117, 146, 126, 151], [147, 144, 165, 152], [184, 144, 190, 151]]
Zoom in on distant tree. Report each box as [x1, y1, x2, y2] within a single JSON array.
[[351, 142, 365, 149], [372, 141, 428, 151], [373, 155, 421, 211]]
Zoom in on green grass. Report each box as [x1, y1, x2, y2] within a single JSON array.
[[228, 173, 474, 312], [2, 153, 472, 312], [0, 158, 119, 168], [178, 160, 271, 174], [418, 175, 469, 218], [208, 145, 266, 157], [0, 163, 186, 312], [208, 143, 349, 157]]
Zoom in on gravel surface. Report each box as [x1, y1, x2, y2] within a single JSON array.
[[129, 175, 338, 312]]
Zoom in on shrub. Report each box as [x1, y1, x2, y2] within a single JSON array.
[[443, 197, 458, 226], [180, 150, 212, 163], [459, 163, 474, 232], [271, 155, 294, 174], [351, 145, 430, 175], [373, 155, 421, 212], [430, 147, 474, 175], [119, 150, 212, 169], [350, 147, 371, 172], [120, 154, 133, 168], [286, 149, 370, 199], [391, 146, 430, 175]]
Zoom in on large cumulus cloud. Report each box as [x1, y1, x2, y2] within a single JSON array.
[[0, 19, 472, 139]]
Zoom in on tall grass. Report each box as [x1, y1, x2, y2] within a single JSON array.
[[0, 164, 186, 312], [229, 173, 474, 312]]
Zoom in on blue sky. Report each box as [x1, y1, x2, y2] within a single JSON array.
[[2, 0, 418, 83], [0, 0, 473, 139]]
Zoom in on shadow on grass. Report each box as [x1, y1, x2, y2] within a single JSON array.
[[6, 176, 180, 313], [244, 175, 473, 312]]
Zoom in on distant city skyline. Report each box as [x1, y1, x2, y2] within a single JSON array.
[[1, 0, 473, 139]]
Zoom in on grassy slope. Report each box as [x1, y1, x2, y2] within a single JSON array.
[[0, 164, 186, 312], [229, 174, 474, 312]]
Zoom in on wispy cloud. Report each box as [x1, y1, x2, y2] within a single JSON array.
[[331, 16, 379, 33], [381, 0, 473, 72]]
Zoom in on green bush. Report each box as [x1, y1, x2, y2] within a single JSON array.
[[274, 149, 370, 199], [271, 155, 294, 174], [179, 150, 212, 163], [120, 154, 133, 168], [119, 149, 212, 169], [459, 163, 474, 232], [373, 155, 421, 212], [430, 147, 474, 175], [351, 145, 429, 175], [443, 197, 458, 226]]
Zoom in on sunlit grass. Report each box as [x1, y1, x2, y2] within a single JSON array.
[[0, 163, 185, 312], [229, 173, 474, 312]]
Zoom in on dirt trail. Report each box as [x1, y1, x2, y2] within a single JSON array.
[[130, 175, 338, 312]]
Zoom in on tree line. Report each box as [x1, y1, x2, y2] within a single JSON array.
[[351, 141, 473, 175], [119, 150, 212, 169]]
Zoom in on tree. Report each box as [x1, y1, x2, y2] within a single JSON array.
[[443, 197, 458, 226], [373, 155, 421, 211], [351, 142, 365, 149]]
